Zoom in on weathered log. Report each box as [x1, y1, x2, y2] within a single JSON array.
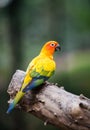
[[7, 70, 90, 130]]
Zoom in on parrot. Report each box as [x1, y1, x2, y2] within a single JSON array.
[[6, 41, 61, 114]]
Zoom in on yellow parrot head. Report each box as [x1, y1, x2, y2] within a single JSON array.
[[40, 41, 61, 57]]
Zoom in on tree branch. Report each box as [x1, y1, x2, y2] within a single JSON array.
[[7, 70, 90, 130]]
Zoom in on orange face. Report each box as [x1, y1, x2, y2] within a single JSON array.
[[41, 41, 61, 56]]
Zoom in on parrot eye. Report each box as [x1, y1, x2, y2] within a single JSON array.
[[50, 43, 55, 47]]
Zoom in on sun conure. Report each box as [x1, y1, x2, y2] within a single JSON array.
[[7, 41, 61, 113]]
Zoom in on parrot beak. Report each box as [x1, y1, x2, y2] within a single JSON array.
[[55, 44, 61, 51]]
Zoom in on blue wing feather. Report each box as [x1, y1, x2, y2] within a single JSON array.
[[23, 76, 48, 92]]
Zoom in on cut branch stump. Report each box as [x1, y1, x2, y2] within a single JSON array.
[[7, 70, 90, 130]]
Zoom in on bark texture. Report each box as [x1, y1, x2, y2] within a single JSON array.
[[7, 70, 90, 130]]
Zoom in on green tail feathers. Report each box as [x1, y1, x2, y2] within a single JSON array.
[[6, 91, 25, 114]]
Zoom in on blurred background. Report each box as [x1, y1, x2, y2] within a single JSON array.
[[0, 0, 90, 130]]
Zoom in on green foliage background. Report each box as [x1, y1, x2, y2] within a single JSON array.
[[0, 0, 90, 130]]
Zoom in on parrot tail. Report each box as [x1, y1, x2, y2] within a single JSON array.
[[6, 91, 25, 114]]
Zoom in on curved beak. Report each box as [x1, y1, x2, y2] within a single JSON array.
[[55, 44, 61, 51]]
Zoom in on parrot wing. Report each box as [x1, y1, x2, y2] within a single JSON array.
[[22, 57, 55, 92]]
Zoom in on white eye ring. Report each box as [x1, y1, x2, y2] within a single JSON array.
[[50, 43, 55, 47]]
